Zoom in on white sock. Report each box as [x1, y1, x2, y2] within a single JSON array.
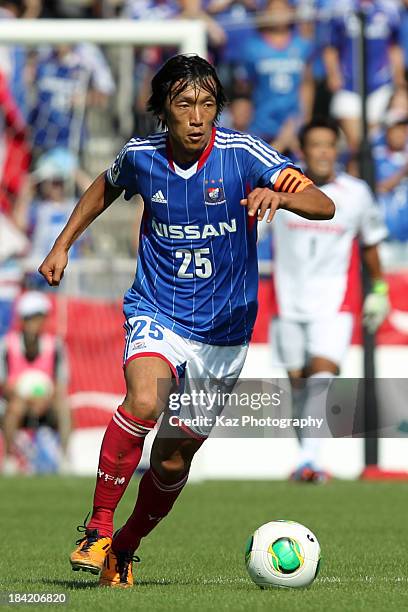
[[297, 372, 335, 470]]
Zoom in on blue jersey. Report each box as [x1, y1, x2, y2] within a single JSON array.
[[107, 127, 297, 345], [28, 50, 88, 150], [328, 0, 400, 94], [242, 32, 313, 140], [400, 7, 408, 69], [201, 0, 262, 64], [374, 142, 408, 242]]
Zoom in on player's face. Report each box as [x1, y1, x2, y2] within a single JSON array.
[[164, 82, 217, 163], [302, 128, 337, 183], [386, 124, 408, 152], [22, 314, 46, 336]]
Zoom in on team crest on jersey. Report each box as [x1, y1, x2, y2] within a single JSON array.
[[205, 181, 226, 205]]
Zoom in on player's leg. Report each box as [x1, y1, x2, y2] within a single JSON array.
[[294, 357, 337, 482], [295, 314, 353, 481], [70, 315, 188, 574], [272, 317, 307, 441], [2, 394, 26, 474], [100, 423, 204, 587], [99, 341, 247, 587], [70, 355, 173, 574]]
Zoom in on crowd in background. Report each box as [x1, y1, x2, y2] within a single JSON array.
[[0, 0, 408, 473]]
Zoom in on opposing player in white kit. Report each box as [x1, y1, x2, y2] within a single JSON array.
[[267, 117, 389, 482], [39, 56, 334, 586]]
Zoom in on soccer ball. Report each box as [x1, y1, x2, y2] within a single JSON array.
[[245, 520, 321, 588], [14, 369, 54, 400]]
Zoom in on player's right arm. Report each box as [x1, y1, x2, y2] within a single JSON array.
[[38, 173, 123, 286]]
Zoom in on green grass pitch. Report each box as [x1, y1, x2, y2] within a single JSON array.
[[1, 477, 408, 611]]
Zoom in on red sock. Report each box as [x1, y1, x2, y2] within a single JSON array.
[[87, 406, 155, 538], [112, 467, 189, 554]]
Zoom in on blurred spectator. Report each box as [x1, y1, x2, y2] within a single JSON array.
[[123, 0, 180, 19], [400, 0, 408, 81], [12, 148, 91, 270], [387, 84, 408, 115], [0, 1, 30, 118], [39, 0, 107, 18], [373, 110, 408, 243], [0, 291, 70, 475], [0, 211, 28, 337], [292, 0, 335, 117], [324, 0, 405, 155], [0, 70, 30, 214], [27, 43, 115, 155], [203, 0, 262, 92], [125, 0, 225, 134], [239, 0, 314, 153], [225, 94, 253, 131]]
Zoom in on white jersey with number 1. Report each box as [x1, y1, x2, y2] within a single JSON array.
[[272, 172, 387, 321]]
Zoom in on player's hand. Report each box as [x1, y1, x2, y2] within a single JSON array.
[[38, 248, 68, 287], [363, 289, 390, 334], [240, 188, 282, 223]]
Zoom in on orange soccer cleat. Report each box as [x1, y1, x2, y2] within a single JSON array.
[[99, 548, 140, 588], [70, 527, 112, 575]]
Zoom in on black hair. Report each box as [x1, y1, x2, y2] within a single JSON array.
[[0, 0, 24, 11], [147, 54, 227, 129], [299, 116, 340, 149]]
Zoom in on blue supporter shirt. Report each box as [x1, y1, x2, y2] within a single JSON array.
[[28, 50, 88, 151], [107, 127, 297, 345], [328, 0, 400, 94], [242, 32, 313, 140], [201, 0, 262, 64], [374, 141, 408, 242], [400, 6, 408, 71]]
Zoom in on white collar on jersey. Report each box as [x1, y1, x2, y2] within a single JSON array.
[[172, 161, 199, 179]]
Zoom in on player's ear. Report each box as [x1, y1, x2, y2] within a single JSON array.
[[158, 111, 167, 129]]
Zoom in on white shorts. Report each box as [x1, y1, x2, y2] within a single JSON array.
[[123, 315, 248, 437], [271, 313, 354, 371], [330, 84, 392, 124]]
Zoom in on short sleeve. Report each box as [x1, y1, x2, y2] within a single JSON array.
[[358, 184, 388, 246], [106, 143, 139, 201], [328, 15, 344, 49], [243, 135, 313, 193], [244, 135, 299, 188], [388, 6, 401, 44]]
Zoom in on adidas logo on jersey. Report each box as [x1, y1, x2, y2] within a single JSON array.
[[152, 190, 167, 204]]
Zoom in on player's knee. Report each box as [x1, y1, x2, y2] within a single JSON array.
[[159, 450, 187, 475], [4, 397, 25, 419], [152, 440, 200, 478], [122, 390, 159, 420]]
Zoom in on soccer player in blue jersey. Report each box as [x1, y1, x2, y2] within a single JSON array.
[[39, 54, 334, 588]]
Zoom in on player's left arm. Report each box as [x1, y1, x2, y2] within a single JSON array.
[[359, 186, 390, 333], [361, 243, 390, 334], [241, 168, 335, 222]]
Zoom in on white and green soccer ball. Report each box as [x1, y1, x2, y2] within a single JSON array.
[[14, 369, 54, 400], [245, 520, 321, 589]]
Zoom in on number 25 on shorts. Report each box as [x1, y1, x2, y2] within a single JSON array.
[[131, 319, 165, 342]]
